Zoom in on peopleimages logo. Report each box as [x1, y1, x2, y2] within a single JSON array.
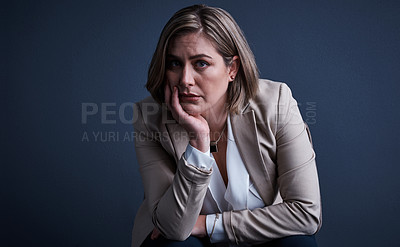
[[80, 102, 175, 143], [80, 101, 317, 143], [81, 102, 135, 124], [81, 102, 135, 143], [301, 102, 317, 125]]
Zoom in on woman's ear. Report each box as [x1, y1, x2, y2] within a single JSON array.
[[228, 56, 240, 81]]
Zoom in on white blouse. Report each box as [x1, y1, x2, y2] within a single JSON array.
[[184, 115, 265, 244]]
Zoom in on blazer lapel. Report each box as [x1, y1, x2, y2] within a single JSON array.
[[230, 110, 275, 205]]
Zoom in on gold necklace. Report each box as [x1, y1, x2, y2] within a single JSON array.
[[210, 124, 227, 153]]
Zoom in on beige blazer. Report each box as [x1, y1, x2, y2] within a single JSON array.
[[131, 79, 322, 247]]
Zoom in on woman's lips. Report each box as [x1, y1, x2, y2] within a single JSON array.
[[179, 93, 201, 102]]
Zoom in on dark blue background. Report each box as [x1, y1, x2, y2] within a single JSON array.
[[4, 0, 400, 246]]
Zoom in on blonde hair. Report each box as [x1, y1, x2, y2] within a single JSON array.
[[146, 4, 259, 113]]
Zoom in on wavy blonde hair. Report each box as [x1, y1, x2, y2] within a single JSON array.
[[146, 4, 259, 113]]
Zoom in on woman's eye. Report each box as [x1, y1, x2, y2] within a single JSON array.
[[167, 60, 181, 68], [196, 60, 209, 68]]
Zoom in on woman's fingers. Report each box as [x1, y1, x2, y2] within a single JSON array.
[[151, 227, 161, 240], [166, 85, 189, 124], [170, 86, 179, 111], [170, 86, 189, 123], [164, 84, 180, 121], [164, 84, 171, 109]]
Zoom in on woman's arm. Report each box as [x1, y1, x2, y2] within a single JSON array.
[[134, 101, 212, 241], [222, 83, 322, 244]]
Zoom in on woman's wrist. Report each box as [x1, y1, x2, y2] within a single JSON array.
[[189, 133, 210, 153]]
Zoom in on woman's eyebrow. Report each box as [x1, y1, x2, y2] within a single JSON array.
[[189, 54, 213, 60], [166, 54, 213, 60]]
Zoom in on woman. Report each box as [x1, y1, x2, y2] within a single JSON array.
[[132, 4, 321, 247]]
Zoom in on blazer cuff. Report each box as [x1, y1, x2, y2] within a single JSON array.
[[179, 155, 212, 183], [184, 144, 214, 171], [222, 211, 239, 244]]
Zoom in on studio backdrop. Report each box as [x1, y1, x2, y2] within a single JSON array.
[[4, 0, 400, 247]]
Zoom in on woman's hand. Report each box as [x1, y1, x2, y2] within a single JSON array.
[[191, 215, 207, 237], [150, 227, 161, 240], [151, 215, 206, 240], [165, 84, 210, 152]]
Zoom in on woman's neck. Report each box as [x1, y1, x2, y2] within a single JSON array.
[[203, 109, 228, 141], [201, 95, 229, 140]]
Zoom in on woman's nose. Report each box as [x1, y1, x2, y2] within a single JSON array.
[[179, 65, 195, 87]]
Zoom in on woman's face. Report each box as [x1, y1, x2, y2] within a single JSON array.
[[165, 32, 238, 117]]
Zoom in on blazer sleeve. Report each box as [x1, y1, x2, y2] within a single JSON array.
[[222, 83, 322, 244], [133, 102, 212, 241]]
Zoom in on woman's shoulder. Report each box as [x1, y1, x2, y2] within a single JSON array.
[[133, 96, 172, 131], [134, 96, 164, 116], [250, 78, 292, 108], [135, 95, 158, 106], [246, 79, 297, 132]]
